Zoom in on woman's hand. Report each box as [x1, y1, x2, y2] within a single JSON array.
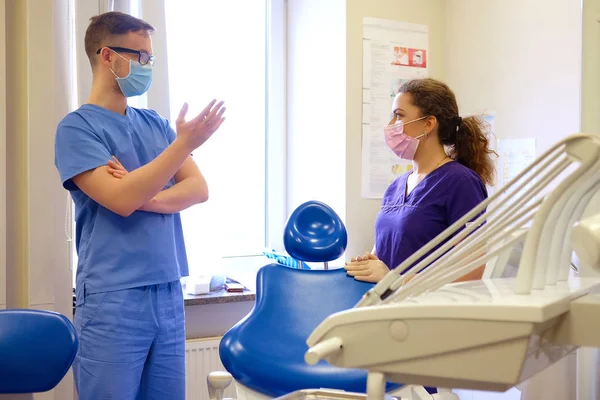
[[107, 156, 128, 179], [344, 252, 390, 283]]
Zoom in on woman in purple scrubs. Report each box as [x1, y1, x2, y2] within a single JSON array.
[[345, 78, 495, 284]]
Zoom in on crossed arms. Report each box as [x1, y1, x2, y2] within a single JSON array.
[[72, 145, 208, 217], [70, 101, 226, 217], [106, 155, 208, 215]]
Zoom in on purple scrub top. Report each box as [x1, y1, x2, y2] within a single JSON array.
[[374, 161, 488, 273]]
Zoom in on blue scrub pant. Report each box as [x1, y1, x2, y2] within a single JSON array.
[[73, 281, 185, 400]]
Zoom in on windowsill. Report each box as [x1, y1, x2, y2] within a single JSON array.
[[183, 259, 260, 306], [71, 255, 267, 311], [184, 254, 275, 293], [72, 285, 255, 316], [184, 287, 255, 306]]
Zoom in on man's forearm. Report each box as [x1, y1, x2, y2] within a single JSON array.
[[74, 138, 193, 217], [140, 177, 208, 214], [118, 139, 193, 210]]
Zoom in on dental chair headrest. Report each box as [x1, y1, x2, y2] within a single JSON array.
[[283, 200, 347, 262], [0, 309, 78, 394]]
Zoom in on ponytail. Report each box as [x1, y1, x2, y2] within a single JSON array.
[[448, 116, 497, 186], [398, 78, 498, 185]]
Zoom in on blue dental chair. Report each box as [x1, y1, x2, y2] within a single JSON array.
[[216, 201, 403, 398], [0, 309, 78, 395]]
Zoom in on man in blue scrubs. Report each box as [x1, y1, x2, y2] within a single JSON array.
[[54, 11, 226, 400]]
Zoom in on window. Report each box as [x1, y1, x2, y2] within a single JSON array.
[[70, 1, 284, 286], [164, 1, 270, 277]]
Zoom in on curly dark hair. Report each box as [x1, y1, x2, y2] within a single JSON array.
[[398, 78, 497, 186]]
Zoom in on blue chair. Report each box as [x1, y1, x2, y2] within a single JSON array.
[[217, 201, 402, 398], [0, 309, 78, 394]]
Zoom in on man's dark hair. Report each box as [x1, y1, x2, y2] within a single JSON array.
[[84, 11, 155, 66]]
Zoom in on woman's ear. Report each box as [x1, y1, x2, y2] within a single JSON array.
[[424, 115, 438, 134]]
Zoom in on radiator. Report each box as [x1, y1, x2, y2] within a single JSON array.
[[185, 337, 237, 400]]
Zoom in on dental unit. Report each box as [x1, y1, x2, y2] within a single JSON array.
[[209, 133, 600, 400]]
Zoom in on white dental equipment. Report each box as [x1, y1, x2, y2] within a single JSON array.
[[209, 133, 600, 400], [304, 133, 600, 399]]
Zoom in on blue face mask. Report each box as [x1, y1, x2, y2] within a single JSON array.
[[110, 52, 153, 97]]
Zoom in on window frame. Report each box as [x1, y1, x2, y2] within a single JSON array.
[[264, 0, 288, 254], [71, 0, 288, 284]]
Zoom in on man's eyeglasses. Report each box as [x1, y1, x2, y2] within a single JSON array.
[[96, 46, 155, 66]]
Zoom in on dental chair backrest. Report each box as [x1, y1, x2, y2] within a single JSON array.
[[274, 199, 362, 338], [283, 200, 348, 267], [218, 201, 404, 396], [0, 309, 78, 395], [257, 265, 374, 340], [219, 264, 383, 397]]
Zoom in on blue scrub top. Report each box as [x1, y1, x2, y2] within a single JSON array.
[[54, 104, 189, 300], [375, 161, 488, 273]]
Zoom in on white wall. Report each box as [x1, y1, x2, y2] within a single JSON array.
[[286, 0, 586, 264], [286, 0, 447, 261], [581, 0, 600, 135], [345, 0, 446, 258], [581, 0, 600, 220], [444, 0, 582, 155]]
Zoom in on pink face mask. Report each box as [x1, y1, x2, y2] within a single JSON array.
[[384, 116, 428, 160]]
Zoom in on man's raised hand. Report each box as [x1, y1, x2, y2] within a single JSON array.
[[175, 100, 226, 151]]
